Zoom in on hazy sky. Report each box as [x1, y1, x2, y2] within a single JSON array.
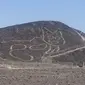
[[0, 0, 85, 32]]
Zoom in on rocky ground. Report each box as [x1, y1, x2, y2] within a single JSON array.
[[0, 62, 85, 85]]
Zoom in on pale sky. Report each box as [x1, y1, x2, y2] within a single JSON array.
[[0, 0, 85, 32]]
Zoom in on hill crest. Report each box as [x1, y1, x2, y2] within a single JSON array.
[[0, 20, 85, 67]]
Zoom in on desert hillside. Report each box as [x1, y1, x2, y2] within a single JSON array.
[[0, 21, 85, 67]]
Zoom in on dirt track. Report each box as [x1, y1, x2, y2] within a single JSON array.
[[0, 63, 85, 85]]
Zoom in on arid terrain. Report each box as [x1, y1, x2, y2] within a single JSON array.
[[0, 21, 85, 85], [0, 61, 85, 85]]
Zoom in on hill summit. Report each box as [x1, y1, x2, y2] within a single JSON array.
[[0, 21, 85, 67]]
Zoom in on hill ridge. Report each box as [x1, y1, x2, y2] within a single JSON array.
[[0, 20, 85, 67]]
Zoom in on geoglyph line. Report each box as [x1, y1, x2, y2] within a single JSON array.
[[45, 45, 52, 54], [2, 27, 85, 63], [9, 50, 34, 61], [50, 46, 60, 53], [41, 28, 63, 62], [73, 29, 85, 41], [50, 45, 85, 58], [44, 27, 53, 34], [9, 44, 34, 61], [29, 43, 47, 50], [59, 31, 66, 45], [10, 44, 27, 50]]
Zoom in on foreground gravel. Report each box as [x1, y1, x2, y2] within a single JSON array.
[[0, 63, 85, 85]]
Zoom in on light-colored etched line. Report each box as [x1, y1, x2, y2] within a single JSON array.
[[50, 45, 85, 58], [57, 45, 60, 52], [23, 45, 27, 49], [9, 50, 34, 61], [41, 28, 53, 45], [50, 48, 55, 53], [11, 40, 30, 42], [29, 37, 36, 42], [9, 44, 33, 61], [42, 38, 51, 45], [44, 27, 53, 34], [53, 30, 58, 34], [29, 44, 47, 50], [42, 45, 52, 63], [42, 27, 58, 41], [73, 29, 85, 41], [51, 46, 60, 53], [41, 28, 52, 61], [49, 44, 84, 56], [1, 63, 85, 70], [41, 28, 45, 40], [11, 38, 41, 42], [10, 44, 27, 50], [30, 37, 44, 42], [45, 45, 52, 54], [10, 45, 13, 50], [59, 31, 66, 45], [41, 28, 61, 62], [29, 55, 34, 61]]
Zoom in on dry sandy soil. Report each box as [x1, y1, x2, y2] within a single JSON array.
[[0, 62, 85, 85]]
